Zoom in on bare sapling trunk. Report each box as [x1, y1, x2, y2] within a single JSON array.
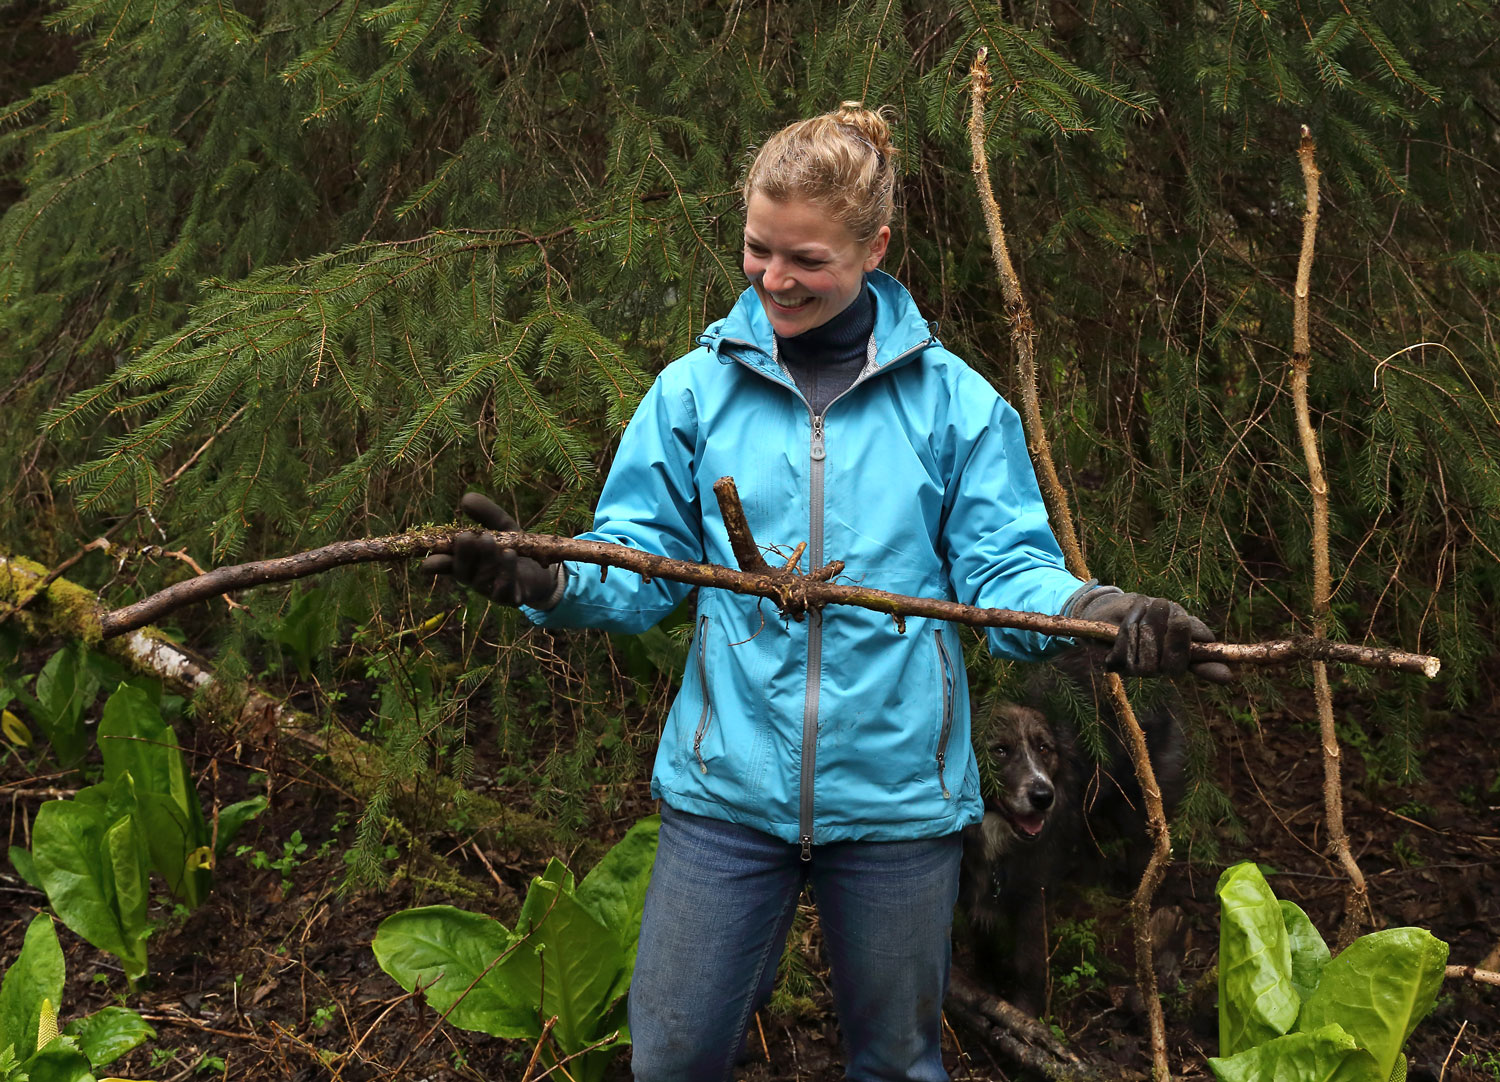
[[1291, 129, 1371, 947], [968, 47, 1174, 1081]]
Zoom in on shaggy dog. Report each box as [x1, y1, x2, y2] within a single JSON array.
[[958, 650, 1185, 1016]]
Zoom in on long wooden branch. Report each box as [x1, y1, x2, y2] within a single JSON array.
[[970, 48, 1176, 1081], [1292, 128, 1371, 948], [86, 481, 1441, 680]]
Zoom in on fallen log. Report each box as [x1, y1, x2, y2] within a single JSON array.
[[945, 969, 1136, 1082]]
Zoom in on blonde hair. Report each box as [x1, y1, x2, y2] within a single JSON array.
[[742, 102, 899, 245]]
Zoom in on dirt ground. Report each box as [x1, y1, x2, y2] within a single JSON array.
[[3, 682, 1498, 1082]]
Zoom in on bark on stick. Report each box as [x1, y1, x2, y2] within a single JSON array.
[[84, 497, 1439, 680], [1292, 128, 1371, 946]]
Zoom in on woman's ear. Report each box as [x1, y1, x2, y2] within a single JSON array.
[[863, 225, 891, 271]]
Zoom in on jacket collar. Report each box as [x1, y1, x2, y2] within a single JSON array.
[[698, 269, 938, 374]]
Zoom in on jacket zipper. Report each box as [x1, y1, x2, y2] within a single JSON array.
[[722, 333, 934, 861], [934, 630, 955, 800], [800, 406, 826, 861], [691, 615, 713, 773]]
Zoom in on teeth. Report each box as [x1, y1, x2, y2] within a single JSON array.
[[772, 293, 810, 308]]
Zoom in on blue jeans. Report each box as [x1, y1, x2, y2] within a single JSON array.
[[629, 804, 962, 1082]]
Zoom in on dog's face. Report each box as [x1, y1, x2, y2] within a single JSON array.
[[977, 703, 1065, 844]]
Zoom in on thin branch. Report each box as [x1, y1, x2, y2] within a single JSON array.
[[966, 50, 1084, 572], [1446, 965, 1500, 987], [1292, 127, 1371, 948], [970, 47, 1171, 1082], [1438, 1020, 1468, 1082], [518, 1014, 560, 1082]]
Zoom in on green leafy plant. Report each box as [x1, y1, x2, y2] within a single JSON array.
[[372, 815, 660, 1082], [1051, 917, 1105, 1001], [23, 685, 263, 982], [32, 644, 101, 769], [0, 643, 103, 770], [271, 588, 333, 681], [237, 829, 308, 894], [1209, 862, 1449, 1082], [0, 913, 157, 1082]]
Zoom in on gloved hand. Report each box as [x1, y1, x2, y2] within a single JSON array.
[[421, 492, 565, 609], [1072, 587, 1232, 684]]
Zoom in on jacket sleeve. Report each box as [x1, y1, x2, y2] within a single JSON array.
[[521, 364, 702, 634], [940, 369, 1087, 660]]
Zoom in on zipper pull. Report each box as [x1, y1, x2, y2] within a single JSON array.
[[799, 835, 812, 862], [937, 753, 951, 800], [810, 415, 826, 461]]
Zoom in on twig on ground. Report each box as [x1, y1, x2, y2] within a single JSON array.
[[1, 788, 78, 799], [469, 842, 509, 894], [519, 1015, 560, 1082], [331, 989, 424, 1081], [1437, 1019, 1467, 1082], [1446, 965, 1500, 986]]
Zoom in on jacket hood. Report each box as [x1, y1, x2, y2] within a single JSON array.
[[698, 269, 939, 373]]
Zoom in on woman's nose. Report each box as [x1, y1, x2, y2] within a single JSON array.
[[762, 256, 794, 292]]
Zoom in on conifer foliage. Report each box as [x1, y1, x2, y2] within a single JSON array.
[[2, 0, 1497, 750]]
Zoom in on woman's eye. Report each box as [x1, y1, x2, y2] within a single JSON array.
[[797, 257, 825, 269]]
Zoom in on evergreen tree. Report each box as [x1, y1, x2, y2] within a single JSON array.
[[3, 0, 1496, 779]]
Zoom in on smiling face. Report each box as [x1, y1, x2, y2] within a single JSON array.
[[743, 192, 891, 338]]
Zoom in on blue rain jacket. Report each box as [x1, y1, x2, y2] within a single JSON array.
[[526, 271, 1085, 845]]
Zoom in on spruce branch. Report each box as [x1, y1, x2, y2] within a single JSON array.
[[969, 46, 1175, 1081], [1292, 128, 1372, 948], [0, 404, 248, 625]]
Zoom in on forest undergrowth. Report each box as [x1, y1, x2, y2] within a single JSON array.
[[3, 618, 1498, 1080]]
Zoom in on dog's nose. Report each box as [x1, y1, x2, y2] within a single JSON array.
[[1027, 784, 1054, 810]]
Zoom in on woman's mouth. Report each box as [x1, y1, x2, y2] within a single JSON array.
[[769, 292, 812, 311]]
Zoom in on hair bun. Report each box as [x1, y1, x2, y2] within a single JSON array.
[[833, 101, 896, 160]]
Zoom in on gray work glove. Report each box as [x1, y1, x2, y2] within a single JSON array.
[[1071, 587, 1233, 684], [421, 493, 566, 609]]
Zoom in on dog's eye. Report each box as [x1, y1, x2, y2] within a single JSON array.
[[994, 744, 1011, 758], [1037, 742, 1050, 754]]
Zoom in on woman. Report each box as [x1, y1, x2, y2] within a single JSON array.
[[426, 103, 1227, 1082]]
